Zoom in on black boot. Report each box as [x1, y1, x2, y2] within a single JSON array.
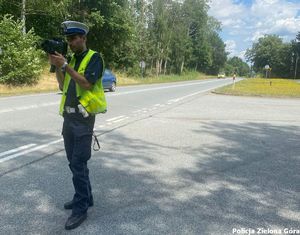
[[65, 212, 87, 230]]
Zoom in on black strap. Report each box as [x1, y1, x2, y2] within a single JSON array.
[[92, 132, 101, 151]]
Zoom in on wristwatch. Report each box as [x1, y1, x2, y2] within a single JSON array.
[[61, 61, 68, 71]]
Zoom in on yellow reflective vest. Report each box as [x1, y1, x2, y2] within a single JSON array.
[[59, 49, 107, 116]]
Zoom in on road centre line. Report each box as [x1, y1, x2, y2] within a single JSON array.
[[0, 102, 59, 114], [0, 144, 37, 158], [169, 79, 241, 103], [0, 92, 57, 101], [132, 110, 143, 113], [112, 117, 129, 123], [168, 81, 235, 103], [40, 102, 60, 107], [0, 139, 63, 164], [169, 87, 217, 102], [106, 116, 125, 122], [15, 105, 38, 110], [0, 108, 14, 114], [108, 80, 221, 97], [167, 99, 177, 103]]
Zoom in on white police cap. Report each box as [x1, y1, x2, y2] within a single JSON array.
[[61, 21, 89, 36]]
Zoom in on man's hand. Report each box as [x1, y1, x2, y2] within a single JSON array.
[[49, 51, 92, 90], [48, 52, 66, 68]]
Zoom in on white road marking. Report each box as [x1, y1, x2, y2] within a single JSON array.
[[40, 102, 60, 107], [0, 144, 37, 158], [106, 116, 125, 122], [15, 105, 38, 111], [167, 99, 176, 103], [0, 92, 58, 100], [108, 80, 220, 97], [14, 106, 31, 111], [0, 108, 14, 114], [0, 139, 63, 164], [0, 102, 59, 114], [132, 110, 143, 113], [112, 117, 129, 123], [169, 88, 213, 102]]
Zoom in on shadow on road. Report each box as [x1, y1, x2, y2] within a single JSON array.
[[0, 121, 299, 234], [179, 122, 300, 231]]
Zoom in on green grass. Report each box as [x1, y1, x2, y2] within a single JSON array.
[[214, 78, 300, 98]]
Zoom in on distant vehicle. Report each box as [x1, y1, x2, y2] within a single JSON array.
[[217, 73, 225, 79], [102, 69, 117, 92]]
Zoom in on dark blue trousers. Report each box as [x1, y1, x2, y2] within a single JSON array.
[[62, 115, 95, 215]]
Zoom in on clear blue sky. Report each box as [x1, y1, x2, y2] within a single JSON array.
[[208, 0, 300, 61]]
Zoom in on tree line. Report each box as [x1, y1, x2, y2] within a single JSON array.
[[0, 0, 231, 84], [0, 0, 298, 85], [246, 33, 300, 78]]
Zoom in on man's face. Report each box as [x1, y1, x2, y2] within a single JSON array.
[[66, 35, 86, 53]]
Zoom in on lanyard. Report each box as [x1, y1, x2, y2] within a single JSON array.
[[92, 132, 101, 151]]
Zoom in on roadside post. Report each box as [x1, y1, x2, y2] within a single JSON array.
[[294, 53, 299, 80], [264, 65, 270, 78], [0, 47, 2, 76], [264, 65, 272, 78], [139, 60, 146, 78]]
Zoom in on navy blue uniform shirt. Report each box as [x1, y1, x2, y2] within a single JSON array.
[[64, 49, 103, 124]]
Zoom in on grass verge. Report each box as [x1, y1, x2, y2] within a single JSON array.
[[214, 78, 300, 98], [0, 70, 213, 96], [0, 70, 59, 97], [116, 71, 214, 86]]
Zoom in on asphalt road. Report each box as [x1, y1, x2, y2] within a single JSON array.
[[0, 78, 233, 171], [0, 78, 299, 235]]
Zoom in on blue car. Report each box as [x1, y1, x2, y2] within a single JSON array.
[[102, 69, 117, 92]]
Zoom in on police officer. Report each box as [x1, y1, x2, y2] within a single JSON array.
[[49, 21, 106, 230]]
